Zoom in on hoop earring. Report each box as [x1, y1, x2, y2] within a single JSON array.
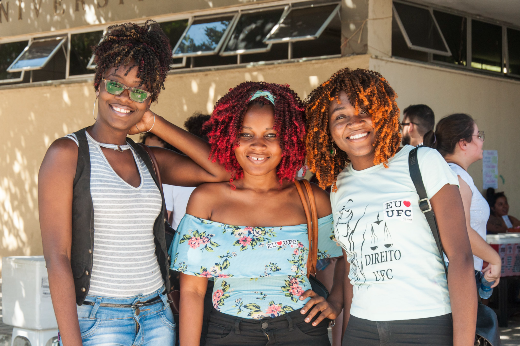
[[92, 97, 98, 120]]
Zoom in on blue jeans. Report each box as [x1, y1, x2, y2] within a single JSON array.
[[60, 286, 175, 346]]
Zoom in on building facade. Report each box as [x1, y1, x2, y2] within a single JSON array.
[[0, 0, 519, 269]]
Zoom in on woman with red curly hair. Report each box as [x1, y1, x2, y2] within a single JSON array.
[[170, 81, 344, 345], [305, 68, 477, 345]]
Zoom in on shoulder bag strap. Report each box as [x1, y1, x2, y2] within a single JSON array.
[[138, 144, 169, 222], [294, 179, 319, 277], [408, 147, 448, 279]]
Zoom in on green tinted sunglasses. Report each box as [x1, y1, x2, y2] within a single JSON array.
[[102, 79, 151, 103]]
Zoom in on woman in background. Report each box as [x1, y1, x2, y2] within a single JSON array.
[[425, 113, 501, 287], [486, 188, 520, 233]]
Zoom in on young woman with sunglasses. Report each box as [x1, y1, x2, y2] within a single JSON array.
[[170, 82, 344, 346], [304, 68, 477, 345], [38, 21, 229, 346], [424, 114, 501, 287]]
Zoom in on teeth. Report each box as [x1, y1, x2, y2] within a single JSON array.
[[112, 106, 131, 114], [349, 132, 368, 140], [250, 156, 266, 161]]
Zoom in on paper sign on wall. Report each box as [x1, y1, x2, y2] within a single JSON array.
[[483, 150, 498, 190]]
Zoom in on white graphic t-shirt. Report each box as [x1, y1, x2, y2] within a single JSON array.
[[331, 145, 459, 321]]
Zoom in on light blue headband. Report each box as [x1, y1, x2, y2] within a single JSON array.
[[250, 90, 276, 105]]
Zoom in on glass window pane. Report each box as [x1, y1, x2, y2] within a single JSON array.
[[471, 20, 502, 73], [70, 31, 103, 76], [174, 16, 234, 57], [0, 41, 27, 82], [507, 28, 520, 75], [8, 37, 65, 72], [393, 2, 449, 55], [265, 4, 339, 43], [391, 14, 428, 62], [433, 11, 467, 66], [159, 19, 189, 65], [223, 8, 284, 54], [293, 11, 341, 59]]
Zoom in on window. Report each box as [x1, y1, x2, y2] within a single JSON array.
[[173, 15, 236, 57], [433, 11, 467, 66], [391, 14, 428, 62], [159, 20, 189, 67], [264, 3, 340, 43], [507, 28, 520, 76], [471, 20, 502, 73], [7, 37, 66, 72], [221, 8, 286, 55], [0, 41, 27, 84], [69, 31, 103, 76], [392, 2, 450, 56]]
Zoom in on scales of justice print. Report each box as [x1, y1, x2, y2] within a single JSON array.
[[336, 199, 408, 290]]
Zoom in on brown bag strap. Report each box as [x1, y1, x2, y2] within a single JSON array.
[[139, 144, 168, 222], [294, 179, 319, 277]]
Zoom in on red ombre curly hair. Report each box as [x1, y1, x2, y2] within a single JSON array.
[[204, 82, 306, 183], [305, 68, 401, 191]]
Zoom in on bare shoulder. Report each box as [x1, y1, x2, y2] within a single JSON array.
[[40, 137, 78, 178], [186, 182, 230, 219], [309, 182, 332, 218]]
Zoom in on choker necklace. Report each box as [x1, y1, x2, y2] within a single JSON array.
[[86, 132, 131, 152]]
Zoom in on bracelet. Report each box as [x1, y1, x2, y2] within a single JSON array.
[[135, 124, 141, 132], [145, 114, 156, 133]]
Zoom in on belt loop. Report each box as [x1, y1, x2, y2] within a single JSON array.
[[234, 320, 241, 334], [159, 290, 168, 307], [285, 313, 293, 331], [89, 297, 102, 318]]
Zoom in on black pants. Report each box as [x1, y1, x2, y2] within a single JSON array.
[[343, 314, 453, 346], [204, 308, 331, 346]]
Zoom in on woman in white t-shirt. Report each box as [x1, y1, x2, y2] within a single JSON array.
[[304, 68, 477, 345], [425, 114, 501, 284]]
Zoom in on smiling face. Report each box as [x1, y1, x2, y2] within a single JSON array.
[[328, 91, 376, 170], [494, 196, 509, 217], [234, 103, 282, 178], [96, 63, 151, 131]]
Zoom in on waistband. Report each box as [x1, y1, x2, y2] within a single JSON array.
[[82, 286, 166, 307], [209, 308, 330, 332]]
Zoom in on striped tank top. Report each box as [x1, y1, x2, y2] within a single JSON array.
[[67, 132, 164, 297]]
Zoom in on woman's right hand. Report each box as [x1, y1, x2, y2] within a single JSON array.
[[482, 263, 501, 287]]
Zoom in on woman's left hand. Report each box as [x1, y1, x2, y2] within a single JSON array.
[[299, 289, 341, 326], [128, 109, 156, 135]]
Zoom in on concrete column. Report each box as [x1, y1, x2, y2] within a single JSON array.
[[341, 0, 392, 58]]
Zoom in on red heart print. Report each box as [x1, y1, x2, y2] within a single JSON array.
[[277, 241, 282, 246], [403, 201, 411, 207]]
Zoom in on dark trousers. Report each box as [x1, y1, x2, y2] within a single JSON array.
[[204, 308, 331, 346], [343, 314, 453, 346]]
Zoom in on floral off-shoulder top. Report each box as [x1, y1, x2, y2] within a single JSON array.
[[169, 213, 342, 319]]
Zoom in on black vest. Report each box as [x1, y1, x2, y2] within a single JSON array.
[[71, 128, 170, 305]]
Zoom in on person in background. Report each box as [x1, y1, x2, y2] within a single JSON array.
[[486, 188, 520, 233], [401, 104, 435, 146], [305, 68, 476, 345], [425, 113, 501, 287]]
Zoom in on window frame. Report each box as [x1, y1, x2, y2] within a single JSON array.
[[171, 13, 239, 58], [67, 28, 106, 79], [220, 6, 289, 56], [392, 0, 451, 57], [7, 36, 67, 73], [264, 2, 340, 44]]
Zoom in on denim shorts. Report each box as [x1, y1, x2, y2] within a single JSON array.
[[59, 286, 175, 346]]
